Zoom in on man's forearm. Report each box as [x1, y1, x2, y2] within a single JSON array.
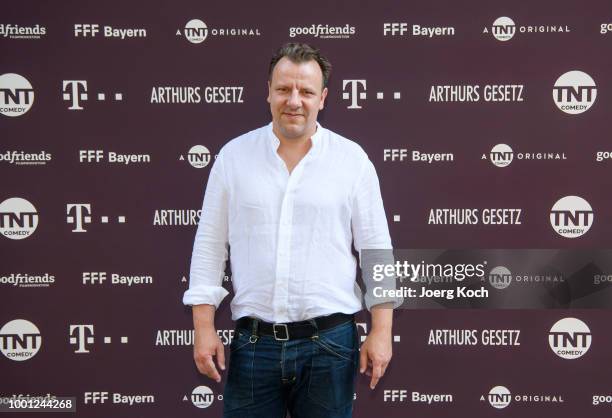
[[193, 304, 217, 330], [370, 302, 393, 333]]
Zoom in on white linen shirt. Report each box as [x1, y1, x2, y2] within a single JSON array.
[[183, 122, 393, 322]]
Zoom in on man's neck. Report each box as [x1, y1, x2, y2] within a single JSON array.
[[272, 122, 317, 150]]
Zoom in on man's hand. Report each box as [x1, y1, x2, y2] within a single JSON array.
[[194, 326, 225, 382], [359, 328, 392, 389]]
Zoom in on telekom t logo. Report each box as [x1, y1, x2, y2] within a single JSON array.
[[342, 80, 402, 110], [69, 325, 94, 353], [342, 80, 367, 109], [62, 80, 123, 110], [63, 80, 88, 110], [67, 204, 92, 232], [66, 203, 127, 232]]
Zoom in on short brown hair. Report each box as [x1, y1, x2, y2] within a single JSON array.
[[268, 42, 332, 88]]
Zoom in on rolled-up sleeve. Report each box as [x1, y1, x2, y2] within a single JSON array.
[[351, 157, 402, 310], [182, 151, 230, 308]]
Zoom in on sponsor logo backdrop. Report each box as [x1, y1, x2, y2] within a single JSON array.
[[2, 0, 612, 417]]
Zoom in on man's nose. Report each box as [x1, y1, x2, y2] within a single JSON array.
[[287, 88, 301, 108]]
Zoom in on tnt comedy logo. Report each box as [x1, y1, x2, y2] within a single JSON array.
[[553, 71, 597, 114], [491, 17, 516, 41], [489, 144, 513, 167], [487, 386, 511, 409], [548, 317, 591, 360], [488, 266, 512, 289], [0, 197, 39, 240], [0, 319, 42, 361], [182, 19, 208, 43], [0, 73, 34, 117], [550, 196, 593, 238], [185, 145, 211, 168]]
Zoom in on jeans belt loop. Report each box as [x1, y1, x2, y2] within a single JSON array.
[[308, 318, 319, 340], [250, 318, 259, 343]]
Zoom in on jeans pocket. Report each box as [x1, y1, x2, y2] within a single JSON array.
[[307, 327, 358, 411], [223, 336, 255, 412]]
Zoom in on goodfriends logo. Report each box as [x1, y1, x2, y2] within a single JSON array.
[[0, 273, 55, 288], [548, 317, 591, 359], [553, 71, 597, 114], [485, 16, 570, 41], [289, 24, 355, 39], [0, 319, 42, 361], [550, 196, 593, 238], [0, 24, 46, 39], [0, 151, 51, 165], [0, 73, 34, 117], [0, 197, 38, 240], [485, 143, 567, 167], [178, 19, 260, 44]]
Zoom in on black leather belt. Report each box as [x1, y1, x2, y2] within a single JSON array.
[[236, 312, 354, 341]]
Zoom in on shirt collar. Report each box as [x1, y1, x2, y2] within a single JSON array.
[[267, 122, 323, 154]]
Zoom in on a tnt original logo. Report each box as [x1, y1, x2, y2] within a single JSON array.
[[488, 266, 512, 289], [62, 80, 123, 110], [187, 386, 222, 408], [66, 204, 126, 232], [549, 196, 593, 238], [489, 144, 513, 167], [487, 386, 512, 409], [548, 317, 591, 360], [490, 17, 516, 41], [180, 145, 211, 168], [0, 197, 39, 240], [69, 325, 128, 354], [0, 319, 42, 361], [342, 80, 401, 109], [0, 73, 34, 117], [552, 71, 597, 115]]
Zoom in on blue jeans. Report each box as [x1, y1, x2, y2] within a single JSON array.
[[223, 319, 359, 418]]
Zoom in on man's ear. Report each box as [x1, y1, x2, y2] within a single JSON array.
[[319, 87, 328, 110], [267, 81, 271, 104]]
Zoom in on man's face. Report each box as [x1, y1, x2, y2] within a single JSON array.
[[268, 56, 328, 141]]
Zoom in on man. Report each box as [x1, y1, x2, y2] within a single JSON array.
[[183, 43, 397, 418]]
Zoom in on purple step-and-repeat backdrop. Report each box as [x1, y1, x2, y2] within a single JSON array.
[[2, 1, 612, 417]]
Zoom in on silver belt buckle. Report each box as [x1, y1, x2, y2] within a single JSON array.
[[273, 323, 289, 341]]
